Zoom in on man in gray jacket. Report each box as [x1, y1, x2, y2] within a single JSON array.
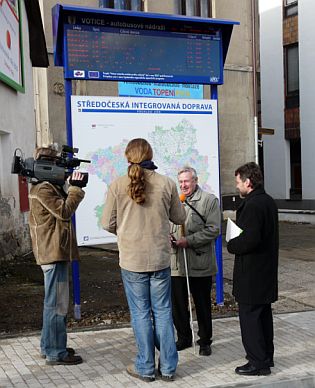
[[171, 166, 221, 356]]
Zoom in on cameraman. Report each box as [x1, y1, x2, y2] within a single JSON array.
[[28, 146, 85, 365]]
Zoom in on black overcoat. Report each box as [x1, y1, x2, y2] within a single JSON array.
[[227, 188, 279, 304]]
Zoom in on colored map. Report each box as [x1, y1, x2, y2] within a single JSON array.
[[85, 119, 210, 228]]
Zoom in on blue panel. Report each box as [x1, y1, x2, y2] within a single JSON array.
[[52, 4, 63, 66], [64, 24, 223, 84], [52, 4, 238, 85]]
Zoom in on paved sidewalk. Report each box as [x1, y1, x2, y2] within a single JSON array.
[[1, 310, 315, 388], [1, 222, 315, 387]]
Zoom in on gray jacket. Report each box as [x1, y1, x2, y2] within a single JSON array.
[[171, 186, 221, 277]]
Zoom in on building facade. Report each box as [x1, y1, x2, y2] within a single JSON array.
[[1, 0, 259, 260], [260, 0, 315, 209], [0, 0, 48, 260], [41, 0, 259, 204], [0, 2, 33, 260]]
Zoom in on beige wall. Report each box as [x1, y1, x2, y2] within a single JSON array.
[[216, 0, 256, 195], [0, 2, 36, 259]]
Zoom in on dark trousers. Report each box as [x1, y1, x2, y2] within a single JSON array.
[[238, 303, 274, 369], [171, 276, 213, 346]]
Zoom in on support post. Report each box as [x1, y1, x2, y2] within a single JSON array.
[[211, 85, 224, 305], [65, 78, 81, 319]]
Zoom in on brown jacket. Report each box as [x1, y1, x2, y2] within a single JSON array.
[[29, 182, 85, 265], [102, 170, 186, 272]]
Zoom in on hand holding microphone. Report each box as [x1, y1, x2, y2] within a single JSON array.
[[177, 193, 188, 247]]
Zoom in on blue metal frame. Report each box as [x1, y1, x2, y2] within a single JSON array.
[[64, 31, 81, 317], [52, 4, 239, 73], [211, 84, 224, 305], [54, 4, 238, 314]]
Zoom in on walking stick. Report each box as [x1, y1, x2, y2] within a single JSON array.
[[179, 194, 196, 354]]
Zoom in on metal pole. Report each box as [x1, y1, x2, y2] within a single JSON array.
[[211, 0, 216, 18], [182, 247, 196, 354], [211, 84, 224, 305], [251, 0, 259, 164], [180, 222, 196, 354], [65, 78, 81, 320]]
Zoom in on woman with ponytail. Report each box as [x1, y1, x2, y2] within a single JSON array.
[[102, 138, 185, 382]]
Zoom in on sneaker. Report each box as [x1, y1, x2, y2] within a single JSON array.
[[126, 364, 155, 382], [41, 347, 75, 359], [46, 354, 83, 366]]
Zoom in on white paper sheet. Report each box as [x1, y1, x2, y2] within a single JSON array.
[[226, 218, 243, 242]]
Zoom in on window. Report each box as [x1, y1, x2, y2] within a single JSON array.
[[284, 44, 299, 108], [0, 131, 12, 197], [180, 0, 212, 17], [285, 44, 299, 95], [284, 0, 298, 17], [98, 0, 143, 11]]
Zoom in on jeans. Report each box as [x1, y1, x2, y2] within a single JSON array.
[[40, 262, 69, 361], [121, 267, 178, 377]]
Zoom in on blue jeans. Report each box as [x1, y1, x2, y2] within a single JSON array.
[[121, 267, 178, 377], [40, 262, 69, 361]]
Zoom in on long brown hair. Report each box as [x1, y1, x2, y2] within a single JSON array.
[[125, 138, 153, 204]]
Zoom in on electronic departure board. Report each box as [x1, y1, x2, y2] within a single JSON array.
[[64, 24, 223, 84]]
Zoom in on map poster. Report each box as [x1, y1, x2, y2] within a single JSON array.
[[71, 96, 219, 246]]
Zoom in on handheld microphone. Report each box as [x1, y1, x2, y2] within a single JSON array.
[[179, 193, 186, 236], [179, 193, 186, 203]]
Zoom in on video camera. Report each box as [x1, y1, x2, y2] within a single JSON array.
[[11, 145, 90, 187]]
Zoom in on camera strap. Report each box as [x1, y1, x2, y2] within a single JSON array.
[[184, 201, 206, 224]]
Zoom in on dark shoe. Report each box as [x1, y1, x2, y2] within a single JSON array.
[[41, 347, 75, 359], [235, 362, 271, 376], [46, 354, 83, 366], [126, 364, 155, 382], [199, 344, 212, 356], [157, 361, 175, 382], [157, 372, 175, 382], [176, 340, 192, 351]]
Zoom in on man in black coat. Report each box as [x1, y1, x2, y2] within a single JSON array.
[[227, 162, 278, 376]]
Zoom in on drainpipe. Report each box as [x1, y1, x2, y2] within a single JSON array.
[[251, 0, 259, 164], [211, 0, 216, 18], [33, 0, 50, 146]]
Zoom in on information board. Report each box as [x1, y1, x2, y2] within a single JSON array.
[[64, 24, 222, 84], [71, 96, 219, 245]]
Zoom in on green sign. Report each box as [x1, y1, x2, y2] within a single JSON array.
[[0, 0, 24, 92]]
